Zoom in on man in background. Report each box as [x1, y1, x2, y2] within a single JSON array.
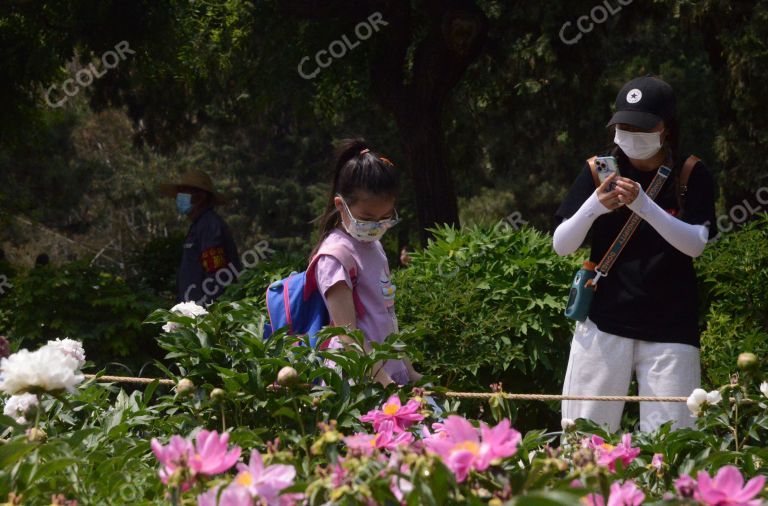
[[160, 170, 241, 304]]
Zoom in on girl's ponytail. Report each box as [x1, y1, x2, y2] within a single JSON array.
[[310, 137, 399, 258]]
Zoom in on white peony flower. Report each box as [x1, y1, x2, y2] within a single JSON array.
[[161, 322, 179, 333], [0, 346, 84, 395], [686, 388, 708, 415], [561, 418, 575, 431], [760, 381, 768, 399], [45, 338, 86, 368], [163, 302, 209, 332], [3, 392, 38, 424], [171, 301, 208, 317], [687, 388, 721, 417], [706, 390, 722, 405]]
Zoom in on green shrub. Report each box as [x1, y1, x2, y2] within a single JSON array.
[[393, 224, 580, 430], [0, 261, 165, 372], [125, 231, 184, 296], [216, 250, 307, 305], [697, 214, 768, 387]]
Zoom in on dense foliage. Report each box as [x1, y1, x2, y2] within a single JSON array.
[[0, 261, 164, 370], [393, 224, 578, 430], [1, 293, 767, 505], [698, 215, 768, 386]]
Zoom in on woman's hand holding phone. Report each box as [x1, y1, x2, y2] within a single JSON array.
[[597, 172, 624, 210], [615, 177, 641, 207]]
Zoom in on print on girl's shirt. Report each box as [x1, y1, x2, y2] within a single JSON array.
[[380, 269, 396, 303], [379, 268, 399, 332]]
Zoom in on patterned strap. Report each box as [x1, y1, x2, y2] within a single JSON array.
[[589, 166, 673, 286]]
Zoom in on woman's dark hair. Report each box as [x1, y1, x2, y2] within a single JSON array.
[[310, 138, 399, 258]]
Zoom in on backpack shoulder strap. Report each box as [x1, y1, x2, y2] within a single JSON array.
[[308, 243, 357, 280], [587, 156, 601, 188], [304, 242, 364, 317], [676, 155, 701, 210], [680, 155, 700, 191]]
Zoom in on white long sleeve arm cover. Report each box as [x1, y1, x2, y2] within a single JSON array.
[[626, 186, 709, 258], [553, 191, 612, 256]]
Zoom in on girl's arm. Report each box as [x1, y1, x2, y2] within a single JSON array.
[[324, 282, 395, 386]]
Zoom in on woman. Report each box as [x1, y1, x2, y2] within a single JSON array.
[[553, 76, 717, 432]]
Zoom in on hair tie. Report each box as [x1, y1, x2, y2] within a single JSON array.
[[360, 148, 370, 155], [379, 156, 395, 167]]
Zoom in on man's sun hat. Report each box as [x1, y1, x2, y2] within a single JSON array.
[[607, 75, 676, 130], [159, 169, 230, 204]]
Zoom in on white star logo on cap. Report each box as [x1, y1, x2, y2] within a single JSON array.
[[626, 89, 642, 104]]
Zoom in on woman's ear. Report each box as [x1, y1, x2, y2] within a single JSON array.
[[333, 195, 345, 215]]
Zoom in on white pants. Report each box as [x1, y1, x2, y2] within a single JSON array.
[[562, 318, 700, 433]]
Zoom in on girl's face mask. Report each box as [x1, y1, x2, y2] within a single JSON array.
[[338, 195, 399, 243], [614, 127, 664, 160]]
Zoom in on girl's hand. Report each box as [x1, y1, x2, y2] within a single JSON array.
[[403, 358, 423, 383], [597, 173, 623, 210], [615, 177, 642, 206], [372, 364, 395, 387]]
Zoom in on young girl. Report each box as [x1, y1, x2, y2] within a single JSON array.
[[309, 138, 422, 386]]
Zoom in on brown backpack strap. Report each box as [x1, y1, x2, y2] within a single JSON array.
[[587, 156, 601, 188], [680, 155, 700, 194], [676, 155, 701, 211]]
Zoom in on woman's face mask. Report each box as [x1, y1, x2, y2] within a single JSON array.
[[614, 127, 664, 160], [338, 195, 399, 243]]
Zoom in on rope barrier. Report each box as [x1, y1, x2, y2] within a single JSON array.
[[84, 374, 175, 386], [82, 374, 688, 402], [426, 391, 687, 403]]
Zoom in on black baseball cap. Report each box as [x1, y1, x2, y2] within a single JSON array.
[[607, 76, 676, 130]]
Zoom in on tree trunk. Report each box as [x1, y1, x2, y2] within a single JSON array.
[[395, 106, 459, 244], [284, 0, 487, 245]]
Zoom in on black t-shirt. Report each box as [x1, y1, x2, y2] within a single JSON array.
[[555, 151, 716, 347]]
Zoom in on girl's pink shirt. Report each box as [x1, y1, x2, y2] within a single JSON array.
[[314, 228, 408, 384]]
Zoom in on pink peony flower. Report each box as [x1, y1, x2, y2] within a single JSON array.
[[233, 452, 296, 506], [582, 481, 644, 506], [651, 453, 664, 471], [151, 435, 195, 486], [343, 433, 378, 456], [360, 395, 424, 433], [344, 420, 415, 455], [695, 465, 765, 506], [376, 425, 415, 451], [675, 475, 697, 498], [607, 481, 645, 506], [424, 415, 521, 482], [190, 430, 242, 476], [584, 434, 640, 472], [198, 484, 253, 506], [387, 454, 413, 503], [151, 430, 241, 489], [582, 493, 605, 506]]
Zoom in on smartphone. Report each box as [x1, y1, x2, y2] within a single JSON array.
[[595, 156, 619, 190]]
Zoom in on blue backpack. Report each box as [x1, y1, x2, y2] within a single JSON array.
[[264, 244, 364, 348]]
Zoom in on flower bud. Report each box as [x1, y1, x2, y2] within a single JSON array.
[[210, 388, 226, 403], [737, 352, 758, 372], [176, 378, 195, 396], [26, 427, 47, 443], [277, 366, 299, 387]]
